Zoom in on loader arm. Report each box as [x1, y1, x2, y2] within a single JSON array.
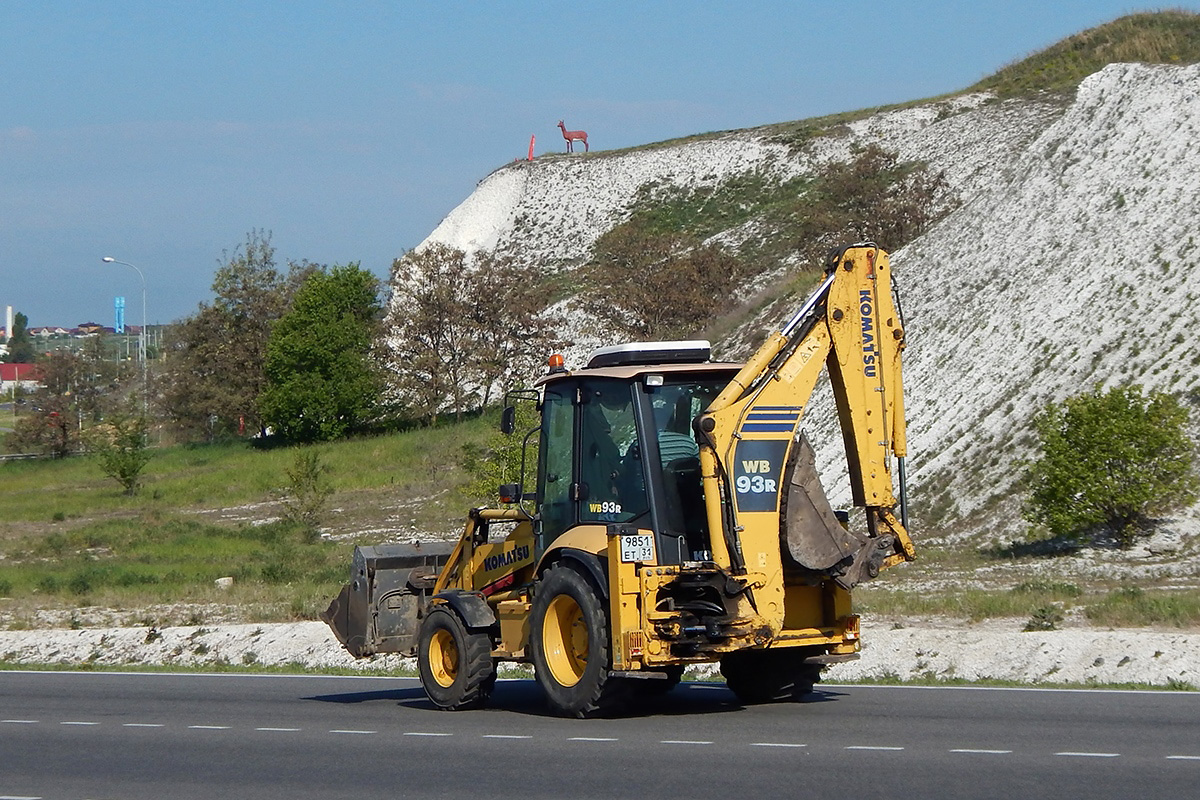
[[696, 244, 914, 592]]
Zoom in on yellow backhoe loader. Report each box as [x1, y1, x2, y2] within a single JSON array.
[[323, 243, 914, 717]]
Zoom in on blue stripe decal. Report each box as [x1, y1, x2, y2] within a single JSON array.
[[740, 423, 797, 433], [753, 406, 802, 411], [746, 413, 800, 421]]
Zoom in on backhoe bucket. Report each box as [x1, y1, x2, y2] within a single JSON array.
[[781, 434, 884, 591], [321, 542, 454, 658]]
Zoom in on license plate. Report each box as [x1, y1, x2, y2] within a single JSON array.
[[619, 533, 655, 563]]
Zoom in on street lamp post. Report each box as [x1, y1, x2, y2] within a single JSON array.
[[102, 257, 148, 415]]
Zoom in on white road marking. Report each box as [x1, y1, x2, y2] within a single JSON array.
[[845, 746, 904, 751], [950, 749, 1013, 754], [569, 737, 618, 742], [60, 722, 99, 726], [256, 727, 301, 732], [751, 742, 807, 748], [123, 723, 165, 728], [402, 732, 452, 737], [0, 795, 43, 799], [187, 725, 230, 730], [661, 740, 713, 745], [331, 730, 376, 735], [1167, 755, 1200, 760], [1056, 752, 1119, 758], [482, 734, 532, 739], [1, 720, 38, 724]]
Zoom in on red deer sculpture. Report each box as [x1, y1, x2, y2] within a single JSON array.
[[557, 120, 589, 153]]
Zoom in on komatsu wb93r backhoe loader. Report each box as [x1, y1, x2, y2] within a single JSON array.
[[323, 243, 914, 717]]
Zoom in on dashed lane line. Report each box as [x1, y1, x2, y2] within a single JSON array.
[[950, 749, 1013, 754], [123, 723, 165, 728], [330, 730, 376, 735], [1056, 752, 1120, 758], [483, 734, 533, 739], [751, 743, 807, 748], [187, 725, 231, 730], [0, 795, 42, 799], [402, 732, 452, 737], [1167, 755, 1200, 760], [569, 737, 618, 742], [661, 740, 714, 745], [256, 727, 301, 732], [60, 722, 99, 726], [845, 746, 905, 751], [1, 720, 38, 724]]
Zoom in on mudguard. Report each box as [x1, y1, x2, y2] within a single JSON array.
[[433, 588, 497, 630]]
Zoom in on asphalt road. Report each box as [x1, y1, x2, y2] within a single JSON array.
[[1, 671, 1198, 799]]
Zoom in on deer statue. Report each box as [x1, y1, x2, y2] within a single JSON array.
[[557, 120, 589, 153]]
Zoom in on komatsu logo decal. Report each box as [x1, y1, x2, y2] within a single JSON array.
[[483, 544, 531, 573], [860, 289, 877, 378]]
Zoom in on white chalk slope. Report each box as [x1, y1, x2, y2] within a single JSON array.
[[413, 63, 1200, 544]]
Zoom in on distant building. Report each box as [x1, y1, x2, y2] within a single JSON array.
[[0, 363, 39, 394]]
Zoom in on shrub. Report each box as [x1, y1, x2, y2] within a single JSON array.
[[85, 412, 151, 495], [279, 448, 333, 536], [1023, 384, 1197, 548]]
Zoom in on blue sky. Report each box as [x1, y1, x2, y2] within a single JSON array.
[[2, 1, 1196, 328]]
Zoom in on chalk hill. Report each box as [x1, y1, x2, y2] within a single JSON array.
[[405, 16, 1200, 544]]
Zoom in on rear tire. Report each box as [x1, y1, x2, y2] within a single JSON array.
[[720, 650, 822, 704], [530, 564, 629, 718], [417, 605, 495, 711]]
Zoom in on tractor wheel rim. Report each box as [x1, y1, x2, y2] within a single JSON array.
[[543, 594, 587, 687], [429, 628, 459, 688]]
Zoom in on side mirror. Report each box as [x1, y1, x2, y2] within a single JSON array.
[[500, 405, 516, 435], [498, 483, 522, 504]]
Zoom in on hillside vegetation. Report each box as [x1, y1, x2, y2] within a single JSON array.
[[0, 419, 494, 628], [972, 10, 1200, 96]]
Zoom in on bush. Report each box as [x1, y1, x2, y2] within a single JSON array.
[[279, 448, 333, 536], [85, 412, 151, 495], [1023, 384, 1197, 548]]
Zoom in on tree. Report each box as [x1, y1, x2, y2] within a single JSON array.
[[386, 245, 475, 424], [3, 312, 35, 363], [462, 251, 562, 407], [1023, 384, 1198, 548], [160, 230, 316, 439], [5, 347, 121, 457], [258, 264, 385, 443], [386, 245, 561, 423], [583, 223, 746, 339]]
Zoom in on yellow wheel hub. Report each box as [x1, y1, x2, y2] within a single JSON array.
[[428, 627, 459, 688], [543, 594, 588, 687]]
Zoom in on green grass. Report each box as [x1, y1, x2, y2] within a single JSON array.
[[1085, 587, 1200, 628], [857, 581, 1200, 631], [0, 415, 500, 625], [856, 583, 1081, 623], [972, 11, 1200, 97], [0, 415, 494, 529]]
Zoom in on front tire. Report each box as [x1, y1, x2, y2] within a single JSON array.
[[720, 650, 822, 704], [417, 605, 495, 710], [530, 564, 628, 718]]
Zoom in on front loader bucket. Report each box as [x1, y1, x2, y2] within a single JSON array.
[[321, 542, 454, 658]]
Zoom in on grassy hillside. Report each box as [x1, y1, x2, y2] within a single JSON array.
[[589, 11, 1200, 158], [972, 10, 1200, 96], [0, 417, 496, 628]]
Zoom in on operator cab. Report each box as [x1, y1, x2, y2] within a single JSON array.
[[531, 342, 740, 565]]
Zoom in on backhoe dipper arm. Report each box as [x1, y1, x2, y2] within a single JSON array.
[[696, 244, 913, 589]]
